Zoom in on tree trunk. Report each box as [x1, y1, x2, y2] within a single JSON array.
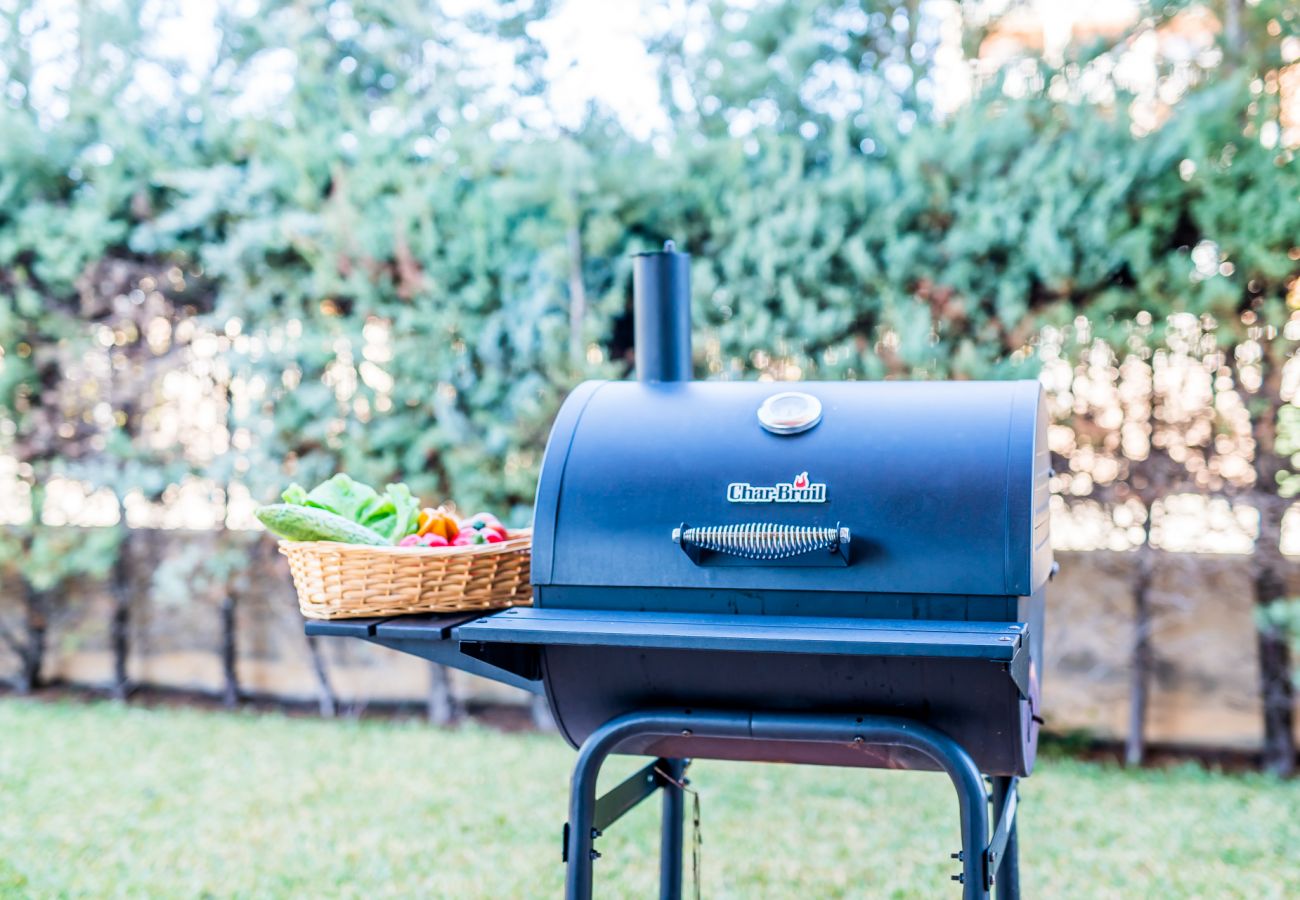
[[904, 0, 923, 108], [1223, 0, 1244, 67], [567, 221, 587, 366], [1239, 348, 1296, 776], [220, 595, 239, 708], [106, 523, 136, 701], [530, 693, 556, 731], [109, 590, 131, 702], [426, 662, 457, 725], [1257, 620, 1295, 777], [1126, 543, 1155, 767], [109, 563, 131, 701], [16, 582, 47, 694], [1254, 496, 1295, 776], [267, 530, 337, 718], [305, 635, 338, 718]]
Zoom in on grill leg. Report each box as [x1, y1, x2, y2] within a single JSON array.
[[990, 776, 1020, 899], [564, 710, 990, 900], [565, 746, 602, 900], [565, 712, 749, 900], [659, 758, 686, 900]]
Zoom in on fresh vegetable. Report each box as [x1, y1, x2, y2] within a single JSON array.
[[451, 527, 506, 546], [399, 533, 450, 548], [463, 512, 508, 539], [416, 507, 460, 541], [259, 474, 511, 549], [280, 474, 419, 543], [256, 504, 390, 545]]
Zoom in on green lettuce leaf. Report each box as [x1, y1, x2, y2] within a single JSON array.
[[374, 483, 419, 541], [301, 474, 378, 523], [281, 474, 419, 543]]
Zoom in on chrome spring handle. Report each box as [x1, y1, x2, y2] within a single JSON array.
[[672, 523, 849, 560]]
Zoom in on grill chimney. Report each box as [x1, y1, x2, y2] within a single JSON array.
[[632, 240, 692, 382]]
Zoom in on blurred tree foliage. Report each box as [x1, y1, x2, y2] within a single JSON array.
[[0, 0, 1298, 760]]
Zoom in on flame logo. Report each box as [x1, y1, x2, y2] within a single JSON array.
[[793, 471, 809, 489]]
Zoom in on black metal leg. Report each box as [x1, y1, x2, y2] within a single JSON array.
[[990, 776, 1020, 899], [751, 711, 990, 897], [659, 758, 686, 900], [564, 737, 605, 900], [565, 711, 749, 900], [564, 710, 993, 899]]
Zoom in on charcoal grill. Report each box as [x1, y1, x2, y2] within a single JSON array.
[[306, 242, 1051, 899]]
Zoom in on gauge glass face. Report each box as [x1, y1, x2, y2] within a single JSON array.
[[757, 391, 822, 435]]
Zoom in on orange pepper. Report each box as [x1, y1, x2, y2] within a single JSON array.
[[417, 506, 460, 541]]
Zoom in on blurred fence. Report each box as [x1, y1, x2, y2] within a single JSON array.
[[3, 526, 1294, 753]]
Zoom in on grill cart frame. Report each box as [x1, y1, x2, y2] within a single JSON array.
[[306, 614, 1023, 899]]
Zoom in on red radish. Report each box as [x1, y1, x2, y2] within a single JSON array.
[[402, 533, 451, 548], [464, 512, 508, 538]]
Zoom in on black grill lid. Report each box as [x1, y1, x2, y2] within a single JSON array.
[[532, 379, 1050, 598]]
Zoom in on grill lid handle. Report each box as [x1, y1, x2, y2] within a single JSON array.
[[672, 522, 850, 565]]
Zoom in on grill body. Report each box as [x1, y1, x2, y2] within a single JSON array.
[[520, 378, 1051, 776]]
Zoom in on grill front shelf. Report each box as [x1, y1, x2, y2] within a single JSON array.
[[456, 607, 1036, 776], [456, 607, 1026, 663]]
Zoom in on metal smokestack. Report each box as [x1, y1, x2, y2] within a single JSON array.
[[632, 240, 692, 382]]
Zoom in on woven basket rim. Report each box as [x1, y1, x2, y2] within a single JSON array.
[[278, 528, 531, 557]]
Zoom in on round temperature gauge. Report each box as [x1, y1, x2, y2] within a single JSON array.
[[757, 391, 823, 435]]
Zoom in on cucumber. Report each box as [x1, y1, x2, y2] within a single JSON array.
[[256, 504, 390, 545]]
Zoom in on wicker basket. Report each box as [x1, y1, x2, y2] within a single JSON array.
[[280, 530, 533, 620]]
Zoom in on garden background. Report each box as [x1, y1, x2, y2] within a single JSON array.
[[2, 0, 1300, 777]]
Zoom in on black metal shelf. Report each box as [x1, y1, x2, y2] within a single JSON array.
[[456, 608, 1026, 661]]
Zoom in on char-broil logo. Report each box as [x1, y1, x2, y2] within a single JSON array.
[[727, 471, 827, 504]]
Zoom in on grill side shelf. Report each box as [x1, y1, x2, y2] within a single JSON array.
[[304, 612, 484, 640], [454, 608, 1026, 661], [303, 616, 392, 638], [373, 612, 486, 640], [304, 611, 544, 695]]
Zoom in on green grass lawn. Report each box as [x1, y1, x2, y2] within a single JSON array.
[[0, 700, 1297, 898]]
